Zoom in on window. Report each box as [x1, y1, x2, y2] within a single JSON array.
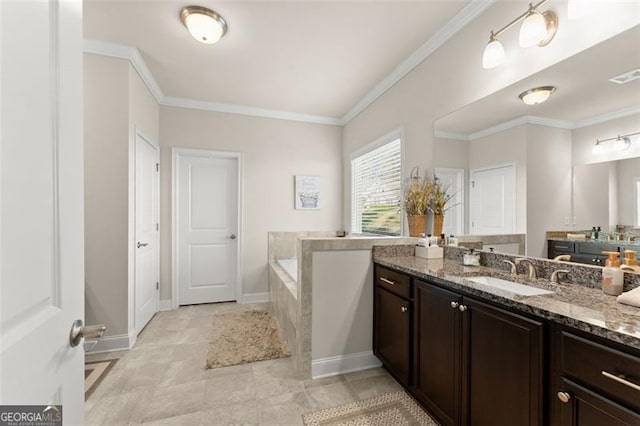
[[351, 137, 402, 236]]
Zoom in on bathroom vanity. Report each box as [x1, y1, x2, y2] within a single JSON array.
[[548, 237, 639, 266], [372, 247, 640, 425]]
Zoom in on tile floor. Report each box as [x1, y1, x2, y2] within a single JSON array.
[[85, 302, 405, 425]]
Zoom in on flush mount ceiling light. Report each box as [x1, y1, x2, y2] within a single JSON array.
[[180, 5, 227, 44], [518, 86, 556, 105], [482, 0, 558, 69]]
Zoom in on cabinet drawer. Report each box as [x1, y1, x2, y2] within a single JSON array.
[[576, 242, 618, 256], [375, 265, 411, 299], [559, 331, 640, 411], [550, 241, 575, 253]]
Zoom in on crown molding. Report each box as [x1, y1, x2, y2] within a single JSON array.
[[573, 104, 640, 129], [340, 0, 496, 125], [162, 96, 343, 126], [433, 130, 470, 141], [84, 39, 342, 126]]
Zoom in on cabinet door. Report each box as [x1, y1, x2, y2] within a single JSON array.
[[414, 281, 462, 426], [374, 287, 411, 386], [558, 379, 640, 426], [461, 297, 544, 426]]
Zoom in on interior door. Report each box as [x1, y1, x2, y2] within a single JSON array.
[[470, 164, 516, 235], [435, 168, 464, 237], [175, 151, 238, 305], [135, 131, 159, 332], [0, 0, 84, 423]]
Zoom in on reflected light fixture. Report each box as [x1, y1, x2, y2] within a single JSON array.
[[592, 132, 638, 155], [518, 86, 556, 105], [180, 5, 227, 44], [482, 0, 558, 69]]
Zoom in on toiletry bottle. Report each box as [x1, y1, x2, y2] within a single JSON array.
[[596, 226, 601, 239], [590, 226, 597, 240], [449, 235, 458, 247], [601, 251, 623, 296]]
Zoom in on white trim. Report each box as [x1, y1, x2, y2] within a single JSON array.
[[469, 163, 517, 235], [437, 106, 640, 142], [162, 96, 341, 126], [240, 292, 270, 304], [87, 329, 136, 354], [349, 127, 404, 160], [340, 0, 495, 124], [159, 299, 173, 311], [311, 351, 382, 379], [171, 148, 244, 309], [83, 39, 341, 126], [434, 167, 465, 236]]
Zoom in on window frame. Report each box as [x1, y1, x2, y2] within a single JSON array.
[[349, 128, 405, 236], [634, 176, 640, 228]]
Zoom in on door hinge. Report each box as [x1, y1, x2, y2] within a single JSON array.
[[156, 223, 159, 231], [156, 163, 159, 172], [472, 221, 475, 228], [156, 282, 159, 290], [472, 181, 475, 188]]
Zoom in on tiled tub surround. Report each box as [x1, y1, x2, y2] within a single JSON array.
[[373, 246, 640, 349], [268, 232, 417, 379]]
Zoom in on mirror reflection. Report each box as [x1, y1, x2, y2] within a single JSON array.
[[433, 26, 640, 264]]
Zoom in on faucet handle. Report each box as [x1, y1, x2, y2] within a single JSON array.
[[551, 269, 570, 284]]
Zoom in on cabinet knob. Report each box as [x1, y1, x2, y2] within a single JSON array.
[[450, 301, 459, 309], [401, 306, 408, 313], [557, 392, 571, 403], [458, 305, 467, 312]]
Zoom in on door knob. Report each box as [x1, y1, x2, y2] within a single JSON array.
[[137, 242, 149, 248], [69, 320, 106, 347], [229, 234, 236, 240], [401, 306, 408, 313], [450, 301, 459, 309], [557, 392, 571, 403], [458, 305, 468, 312]]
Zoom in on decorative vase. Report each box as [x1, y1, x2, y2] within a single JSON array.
[[433, 213, 444, 236], [407, 214, 426, 237]]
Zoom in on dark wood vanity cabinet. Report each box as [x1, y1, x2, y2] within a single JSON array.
[[548, 239, 621, 266], [553, 328, 640, 425], [373, 265, 412, 387], [402, 276, 544, 426]]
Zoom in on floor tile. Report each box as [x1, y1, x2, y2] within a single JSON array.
[[142, 380, 207, 422], [200, 400, 259, 425], [203, 372, 256, 409], [305, 381, 359, 411], [344, 367, 387, 381], [303, 374, 346, 390], [257, 391, 312, 425], [141, 411, 203, 426], [349, 373, 403, 399]]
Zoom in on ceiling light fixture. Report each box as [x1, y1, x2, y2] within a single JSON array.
[[518, 86, 556, 105], [180, 5, 227, 44], [482, 0, 558, 69]]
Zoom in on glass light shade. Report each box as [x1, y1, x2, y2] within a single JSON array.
[[519, 86, 555, 105], [612, 137, 631, 152], [184, 12, 224, 44], [592, 142, 605, 155], [482, 38, 506, 69], [519, 10, 547, 48]]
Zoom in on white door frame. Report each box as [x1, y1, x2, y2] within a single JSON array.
[[434, 167, 465, 236], [469, 162, 517, 234], [171, 147, 243, 309], [134, 128, 160, 331]]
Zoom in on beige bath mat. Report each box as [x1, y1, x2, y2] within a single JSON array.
[[205, 309, 291, 369], [302, 391, 439, 426]]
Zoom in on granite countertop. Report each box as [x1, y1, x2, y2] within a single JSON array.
[[548, 237, 640, 248], [375, 256, 640, 350]]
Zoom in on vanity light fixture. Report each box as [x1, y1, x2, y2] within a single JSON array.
[[592, 131, 639, 155], [482, 0, 558, 69], [518, 86, 556, 105], [180, 5, 227, 44]]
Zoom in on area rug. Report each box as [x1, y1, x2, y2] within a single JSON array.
[[205, 309, 291, 369], [302, 391, 439, 426], [84, 359, 117, 400]]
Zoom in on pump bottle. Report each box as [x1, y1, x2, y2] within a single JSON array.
[[601, 251, 623, 296]]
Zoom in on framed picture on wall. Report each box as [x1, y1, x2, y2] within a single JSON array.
[[294, 175, 321, 210]]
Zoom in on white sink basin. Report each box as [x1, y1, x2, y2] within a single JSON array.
[[467, 276, 554, 297]]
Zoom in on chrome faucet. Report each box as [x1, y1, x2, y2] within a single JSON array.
[[624, 233, 637, 243], [503, 259, 517, 276], [553, 254, 571, 262], [515, 258, 537, 279], [550, 269, 570, 284]]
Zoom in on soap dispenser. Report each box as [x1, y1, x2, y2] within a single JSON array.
[[621, 250, 640, 273], [601, 251, 623, 296]]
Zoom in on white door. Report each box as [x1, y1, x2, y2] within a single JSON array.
[[435, 168, 464, 237], [470, 164, 516, 235], [0, 0, 84, 422], [174, 150, 239, 306], [135, 132, 159, 332]]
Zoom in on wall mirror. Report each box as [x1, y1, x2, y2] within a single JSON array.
[[432, 25, 640, 260]]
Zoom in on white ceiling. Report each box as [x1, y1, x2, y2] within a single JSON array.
[[83, 0, 471, 120], [435, 25, 640, 137]]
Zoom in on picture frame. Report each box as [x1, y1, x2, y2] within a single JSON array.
[[294, 175, 321, 210]]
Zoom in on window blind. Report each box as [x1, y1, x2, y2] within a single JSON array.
[[351, 138, 402, 236]]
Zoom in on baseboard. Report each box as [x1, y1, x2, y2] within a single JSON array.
[[240, 292, 270, 304], [87, 331, 134, 354], [159, 299, 172, 311], [311, 351, 382, 379]]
